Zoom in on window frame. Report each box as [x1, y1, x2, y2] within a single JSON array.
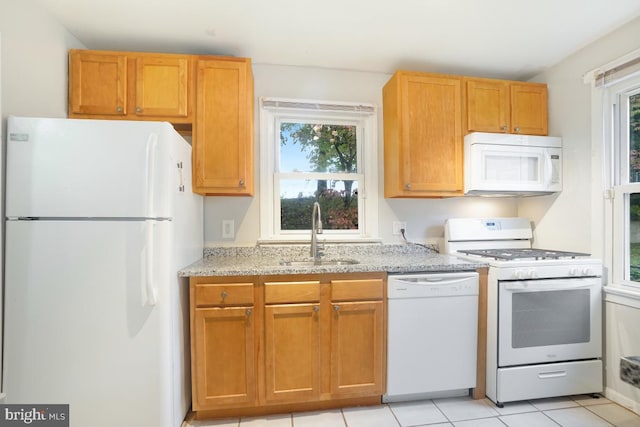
[[259, 97, 379, 242], [605, 76, 640, 289]]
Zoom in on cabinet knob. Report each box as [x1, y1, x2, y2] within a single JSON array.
[[246, 308, 252, 316], [136, 106, 142, 113], [116, 106, 123, 113], [313, 305, 320, 313], [514, 127, 520, 133], [333, 305, 340, 312], [239, 180, 245, 186], [405, 183, 411, 190], [221, 291, 228, 300], [501, 125, 508, 131]]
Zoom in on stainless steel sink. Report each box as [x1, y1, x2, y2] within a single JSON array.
[[279, 259, 359, 267]]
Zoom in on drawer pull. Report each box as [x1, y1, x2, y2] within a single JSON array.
[[246, 308, 252, 316], [221, 291, 228, 300], [313, 306, 320, 313], [538, 370, 567, 379], [334, 305, 340, 312]]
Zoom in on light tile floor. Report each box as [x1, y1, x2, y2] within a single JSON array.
[[183, 394, 640, 427]]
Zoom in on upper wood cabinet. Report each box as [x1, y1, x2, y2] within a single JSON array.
[[69, 51, 127, 116], [383, 71, 464, 198], [465, 78, 548, 135], [134, 55, 189, 117], [193, 57, 254, 196], [69, 49, 193, 122]]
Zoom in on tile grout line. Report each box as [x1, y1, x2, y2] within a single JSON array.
[[339, 407, 348, 427], [582, 404, 620, 427], [385, 403, 403, 427], [537, 410, 563, 427]]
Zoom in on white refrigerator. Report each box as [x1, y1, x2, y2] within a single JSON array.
[[3, 116, 203, 427]]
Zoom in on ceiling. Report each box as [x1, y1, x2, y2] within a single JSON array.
[[36, 0, 640, 80]]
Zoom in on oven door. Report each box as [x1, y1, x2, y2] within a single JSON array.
[[498, 277, 601, 367]]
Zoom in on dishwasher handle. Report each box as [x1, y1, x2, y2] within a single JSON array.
[[390, 274, 477, 287], [388, 273, 479, 298]]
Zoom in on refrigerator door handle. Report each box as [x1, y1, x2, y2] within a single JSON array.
[[144, 221, 159, 306], [145, 133, 158, 218]]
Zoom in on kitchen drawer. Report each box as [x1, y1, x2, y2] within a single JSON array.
[[331, 279, 384, 301], [496, 360, 602, 403], [194, 283, 254, 307], [264, 281, 321, 304]]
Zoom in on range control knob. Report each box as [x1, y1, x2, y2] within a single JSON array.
[[569, 267, 579, 276], [528, 270, 539, 279], [515, 270, 527, 279], [582, 267, 594, 276]]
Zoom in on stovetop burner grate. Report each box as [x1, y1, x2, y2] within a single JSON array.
[[457, 248, 590, 261]]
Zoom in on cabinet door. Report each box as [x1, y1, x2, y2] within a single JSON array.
[[510, 83, 548, 135], [465, 79, 510, 133], [192, 306, 256, 409], [384, 72, 463, 197], [330, 301, 383, 396], [69, 50, 127, 115], [401, 74, 463, 193], [134, 55, 189, 117], [264, 303, 321, 402], [194, 58, 254, 195]]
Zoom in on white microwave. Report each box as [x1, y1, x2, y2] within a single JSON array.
[[464, 132, 562, 196]]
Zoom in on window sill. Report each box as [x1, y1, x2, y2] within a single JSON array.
[[604, 285, 640, 309]]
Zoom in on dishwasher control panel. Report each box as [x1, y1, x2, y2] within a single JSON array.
[[388, 272, 479, 298]]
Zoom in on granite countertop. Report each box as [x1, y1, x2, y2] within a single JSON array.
[[179, 243, 487, 277]]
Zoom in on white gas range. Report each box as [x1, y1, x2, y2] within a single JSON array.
[[443, 217, 604, 407]]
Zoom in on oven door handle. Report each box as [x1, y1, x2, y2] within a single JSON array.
[[503, 281, 595, 292]]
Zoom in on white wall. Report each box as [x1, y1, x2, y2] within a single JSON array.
[[520, 16, 640, 257], [605, 298, 640, 414], [0, 0, 85, 121], [204, 63, 518, 246]]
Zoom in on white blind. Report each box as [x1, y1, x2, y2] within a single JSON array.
[[591, 50, 640, 87], [261, 97, 375, 114]]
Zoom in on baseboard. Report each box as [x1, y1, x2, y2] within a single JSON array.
[[605, 387, 640, 414]]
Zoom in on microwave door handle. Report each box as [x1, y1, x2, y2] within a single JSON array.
[[504, 281, 594, 291], [544, 151, 553, 186]]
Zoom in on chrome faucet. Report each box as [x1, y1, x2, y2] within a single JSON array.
[[310, 202, 323, 259]]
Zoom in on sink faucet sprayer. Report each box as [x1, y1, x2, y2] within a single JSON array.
[[310, 202, 323, 259]]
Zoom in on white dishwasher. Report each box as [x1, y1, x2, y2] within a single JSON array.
[[383, 271, 479, 403]]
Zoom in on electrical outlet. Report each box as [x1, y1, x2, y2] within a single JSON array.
[[392, 221, 407, 236], [222, 220, 235, 239]]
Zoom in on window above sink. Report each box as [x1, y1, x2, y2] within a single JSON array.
[[259, 98, 380, 243]]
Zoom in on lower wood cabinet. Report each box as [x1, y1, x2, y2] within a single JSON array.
[[330, 300, 384, 396], [192, 306, 256, 408], [264, 280, 322, 403], [189, 273, 386, 418]]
